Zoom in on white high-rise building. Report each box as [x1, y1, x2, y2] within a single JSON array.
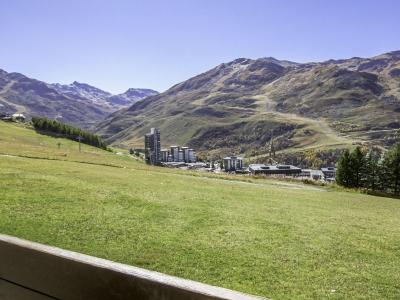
[[178, 150, 184, 162], [160, 149, 169, 162], [187, 149, 196, 163], [144, 128, 161, 165], [181, 147, 189, 162], [170, 146, 179, 162]]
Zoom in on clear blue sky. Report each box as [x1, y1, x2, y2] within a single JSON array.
[[1, 0, 399, 93]]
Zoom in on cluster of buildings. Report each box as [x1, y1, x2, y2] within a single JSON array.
[[223, 156, 336, 182], [161, 146, 196, 163], [144, 128, 196, 165], [144, 128, 335, 182], [223, 156, 244, 172]]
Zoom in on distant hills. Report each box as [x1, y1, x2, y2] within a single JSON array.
[[52, 82, 158, 111], [96, 51, 400, 162], [0, 69, 158, 128], [108, 88, 159, 107]]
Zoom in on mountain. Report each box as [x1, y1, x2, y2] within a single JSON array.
[[108, 88, 158, 107], [0, 70, 158, 128], [97, 51, 400, 164], [52, 83, 158, 110], [51, 81, 112, 106]]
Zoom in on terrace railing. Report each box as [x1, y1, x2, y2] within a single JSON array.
[[0, 234, 266, 300]]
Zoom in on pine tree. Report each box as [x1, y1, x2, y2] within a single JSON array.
[[385, 143, 400, 195], [349, 147, 365, 188], [377, 155, 389, 192], [31, 116, 108, 151], [336, 149, 352, 187], [363, 150, 380, 191]]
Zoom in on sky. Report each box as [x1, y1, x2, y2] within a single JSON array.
[[1, 0, 400, 94]]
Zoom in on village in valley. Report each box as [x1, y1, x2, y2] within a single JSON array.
[[143, 127, 336, 182], [0, 114, 336, 183]]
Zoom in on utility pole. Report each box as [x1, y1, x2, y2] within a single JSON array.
[[78, 135, 82, 152], [269, 129, 275, 159]]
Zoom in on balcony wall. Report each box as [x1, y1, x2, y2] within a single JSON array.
[[0, 234, 266, 300]]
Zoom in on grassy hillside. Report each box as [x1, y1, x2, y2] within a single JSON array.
[[1, 121, 400, 299], [97, 51, 400, 164]]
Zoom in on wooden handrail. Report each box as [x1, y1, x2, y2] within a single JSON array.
[[0, 234, 266, 300]]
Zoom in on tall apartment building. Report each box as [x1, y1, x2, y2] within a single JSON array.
[[181, 147, 189, 162], [223, 156, 243, 172], [187, 149, 196, 163], [160, 149, 169, 162], [170, 146, 179, 162], [178, 150, 184, 162], [145, 128, 161, 165]]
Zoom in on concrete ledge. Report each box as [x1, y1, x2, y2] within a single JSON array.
[[0, 234, 266, 300]]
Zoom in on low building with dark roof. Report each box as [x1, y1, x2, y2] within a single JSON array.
[[300, 169, 323, 181], [248, 164, 301, 176], [321, 167, 336, 182]]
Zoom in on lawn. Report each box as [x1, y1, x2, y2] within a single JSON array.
[[0, 121, 399, 299]]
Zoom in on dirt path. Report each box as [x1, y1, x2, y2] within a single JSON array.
[[260, 92, 354, 147]]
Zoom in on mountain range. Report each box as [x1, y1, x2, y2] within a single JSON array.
[[96, 50, 400, 163], [0, 69, 158, 128], [1, 50, 400, 165]]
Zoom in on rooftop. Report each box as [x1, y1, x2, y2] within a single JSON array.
[[321, 167, 336, 172], [224, 156, 243, 160], [249, 164, 301, 171]]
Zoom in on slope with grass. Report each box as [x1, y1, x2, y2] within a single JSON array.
[[1, 121, 400, 299]]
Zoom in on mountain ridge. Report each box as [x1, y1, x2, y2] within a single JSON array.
[[96, 50, 400, 163], [0, 69, 158, 128]]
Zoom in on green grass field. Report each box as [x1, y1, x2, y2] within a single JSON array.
[[1, 121, 399, 299]]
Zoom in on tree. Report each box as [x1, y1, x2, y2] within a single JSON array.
[[384, 143, 400, 195], [377, 155, 389, 192], [336, 149, 352, 187], [349, 147, 365, 188], [31, 116, 108, 150], [362, 150, 380, 191]]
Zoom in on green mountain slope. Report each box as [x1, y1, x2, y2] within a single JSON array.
[[97, 51, 400, 162]]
